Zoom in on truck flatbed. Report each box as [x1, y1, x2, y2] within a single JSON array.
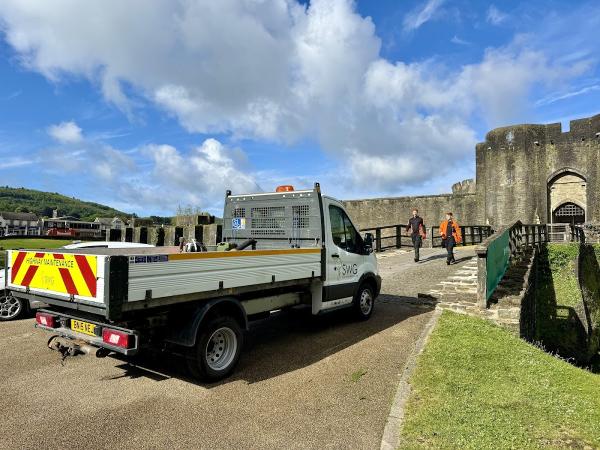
[[7, 246, 322, 320]]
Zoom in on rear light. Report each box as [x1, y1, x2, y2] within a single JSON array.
[[102, 329, 132, 349], [36, 312, 58, 328]]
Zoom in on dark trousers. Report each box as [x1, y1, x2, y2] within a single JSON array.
[[411, 234, 422, 260], [446, 236, 455, 263]]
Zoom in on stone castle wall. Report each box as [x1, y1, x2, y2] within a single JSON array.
[[343, 190, 478, 231]]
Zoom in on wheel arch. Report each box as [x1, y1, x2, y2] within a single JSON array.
[[164, 297, 248, 348], [357, 272, 381, 297]]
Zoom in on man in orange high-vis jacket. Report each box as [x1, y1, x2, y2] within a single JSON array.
[[440, 212, 462, 265]]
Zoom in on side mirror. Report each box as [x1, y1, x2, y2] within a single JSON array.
[[364, 233, 374, 253]]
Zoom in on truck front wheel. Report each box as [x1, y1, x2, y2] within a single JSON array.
[[187, 316, 243, 382], [353, 284, 374, 320]]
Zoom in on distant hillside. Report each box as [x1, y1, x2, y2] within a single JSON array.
[[0, 186, 129, 221]]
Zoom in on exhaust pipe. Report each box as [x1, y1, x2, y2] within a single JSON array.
[[47, 335, 109, 358]]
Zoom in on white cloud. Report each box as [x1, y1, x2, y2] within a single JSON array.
[[535, 84, 600, 107], [402, 0, 445, 33], [451, 35, 470, 46], [142, 139, 260, 202], [486, 5, 508, 25], [0, 0, 597, 199], [0, 156, 35, 169], [37, 134, 260, 213], [47, 121, 83, 143]]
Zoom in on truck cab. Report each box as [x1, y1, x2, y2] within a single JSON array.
[[221, 184, 380, 318]]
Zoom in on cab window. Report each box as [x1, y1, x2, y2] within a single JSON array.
[[329, 205, 346, 248], [329, 205, 363, 254]]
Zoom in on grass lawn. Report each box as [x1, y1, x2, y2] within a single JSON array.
[[535, 244, 583, 360], [535, 243, 600, 364], [399, 311, 600, 449], [0, 238, 74, 267]]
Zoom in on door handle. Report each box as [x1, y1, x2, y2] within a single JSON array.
[[331, 253, 340, 258]]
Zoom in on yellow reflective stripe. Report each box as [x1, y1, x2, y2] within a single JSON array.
[[71, 267, 91, 297], [169, 248, 321, 261], [11, 251, 31, 285]]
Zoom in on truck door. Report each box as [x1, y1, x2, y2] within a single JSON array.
[[322, 200, 366, 308]]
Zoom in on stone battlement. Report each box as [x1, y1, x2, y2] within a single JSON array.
[[481, 113, 600, 149]]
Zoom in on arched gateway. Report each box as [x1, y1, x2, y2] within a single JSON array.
[[548, 169, 587, 224]]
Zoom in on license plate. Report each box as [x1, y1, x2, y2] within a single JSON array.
[[71, 319, 97, 336]]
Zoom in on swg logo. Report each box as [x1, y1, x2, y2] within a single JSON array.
[[340, 263, 358, 277]]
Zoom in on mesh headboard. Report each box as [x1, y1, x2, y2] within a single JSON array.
[[222, 189, 322, 249]]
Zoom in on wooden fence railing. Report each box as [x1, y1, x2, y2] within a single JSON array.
[[359, 225, 413, 252], [360, 224, 493, 252], [430, 225, 493, 248]]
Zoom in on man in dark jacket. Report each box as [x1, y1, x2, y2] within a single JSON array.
[[406, 208, 425, 262]]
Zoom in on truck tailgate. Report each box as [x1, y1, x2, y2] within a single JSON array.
[[7, 250, 106, 305]]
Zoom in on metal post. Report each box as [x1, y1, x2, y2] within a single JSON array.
[[375, 228, 382, 253], [476, 249, 488, 309], [395, 225, 401, 249]]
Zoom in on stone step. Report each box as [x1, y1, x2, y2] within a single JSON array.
[[490, 294, 523, 307], [441, 282, 474, 289], [440, 288, 477, 295], [440, 280, 477, 287], [448, 276, 477, 282], [437, 295, 477, 304]]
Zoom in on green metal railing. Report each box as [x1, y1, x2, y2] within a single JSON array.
[[484, 227, 511, 301], [475, 221, 547, 307]]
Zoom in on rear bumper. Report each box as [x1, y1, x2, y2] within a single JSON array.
[[35, 310, 139, 356]]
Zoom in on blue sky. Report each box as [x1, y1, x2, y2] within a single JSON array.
[[0, 0, 599, 216]]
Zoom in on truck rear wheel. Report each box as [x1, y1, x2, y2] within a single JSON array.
[[0, 291, 27, 321], [187, 316, 243, 382], [353, 284, 374, 321]]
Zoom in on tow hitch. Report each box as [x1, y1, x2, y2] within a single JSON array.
[[47, 335, 110, 360]]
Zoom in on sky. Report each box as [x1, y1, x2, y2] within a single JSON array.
[[0, 0, 599, 216]]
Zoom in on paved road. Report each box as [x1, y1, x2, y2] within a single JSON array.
[[0, 247, 473, 450]]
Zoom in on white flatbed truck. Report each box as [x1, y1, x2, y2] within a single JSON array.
[[5, 183, 380, 380]]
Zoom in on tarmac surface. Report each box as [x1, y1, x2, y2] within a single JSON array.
[[0, 246, 474, 450]]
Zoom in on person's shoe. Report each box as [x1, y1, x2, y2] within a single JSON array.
[[446, 260, 450, 265], [414, 258, 419, 262]]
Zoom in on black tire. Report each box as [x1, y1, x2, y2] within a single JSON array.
[[0, 291, 28, 321], [353, 283, 375, 321], [187, 316, 244, 382]]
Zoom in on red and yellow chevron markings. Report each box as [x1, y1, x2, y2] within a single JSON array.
[[10, 251, 97, 298]]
